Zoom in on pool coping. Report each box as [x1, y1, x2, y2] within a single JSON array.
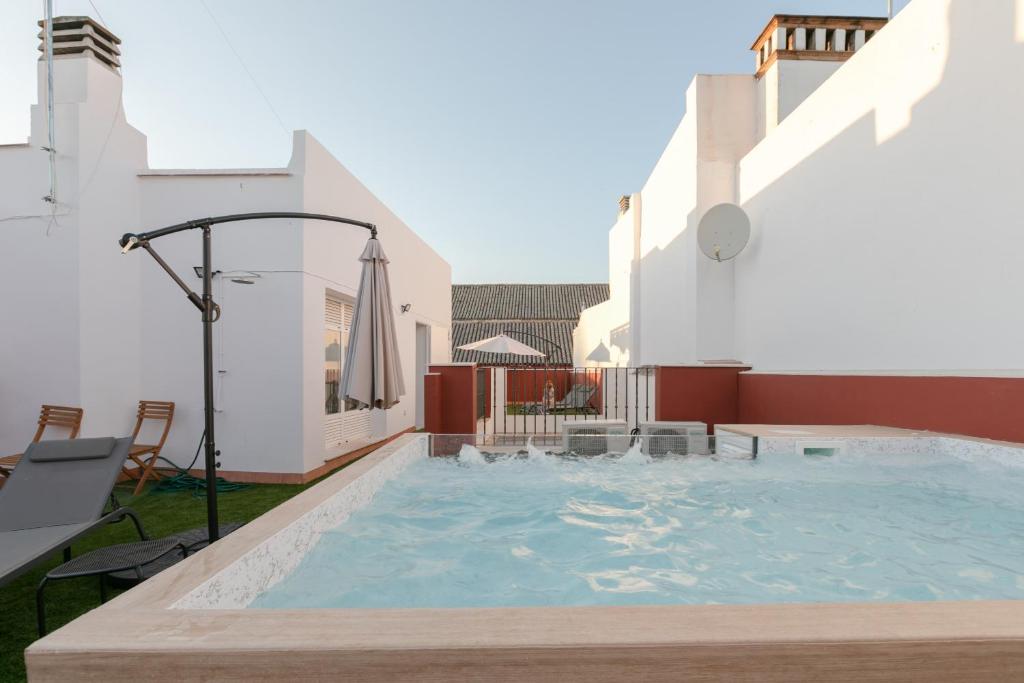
[[25, 431, 1024, 681], [717, 423, 1024, 448]]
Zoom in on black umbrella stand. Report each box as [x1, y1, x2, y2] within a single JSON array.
[[119, 212, 376, 544]]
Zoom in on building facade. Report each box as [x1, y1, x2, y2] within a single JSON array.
[[0, 16, 451, 480], [574, 1, 1024, 441]]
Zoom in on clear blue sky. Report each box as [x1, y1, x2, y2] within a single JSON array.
[[1, 1, 907, 283]]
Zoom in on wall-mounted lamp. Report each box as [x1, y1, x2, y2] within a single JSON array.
[[400, 303, 412, 314]]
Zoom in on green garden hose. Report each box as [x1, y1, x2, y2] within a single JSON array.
[[148, 430, 249, 497]]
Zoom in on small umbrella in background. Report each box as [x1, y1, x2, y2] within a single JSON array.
[[341, 237, 405, 410], [459, 333, 550, 415], [457, 333, 546, 358]]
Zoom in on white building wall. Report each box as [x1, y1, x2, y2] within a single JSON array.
[[297, 133, 452, 472], [0, 140, 81, 451], [136, 131, 453, 476], [758, 60, 843, 141], [577, 76, 755, 367], [75, 60, 146, 443], [775, 60, 843, 126], [0, 57, 146, 454], [0, 43, 451, 474], [573, 201, 637, 367], [636, 87, 699, 365], [735, 0, 1024, 372], [578, 0, 1024, 376], [137, 168, 306, 475], [694, 75, 756, 362], [754, 62, 778, 142]]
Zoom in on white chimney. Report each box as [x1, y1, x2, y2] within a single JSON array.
[[38, 15, 121, 72], [752, 15, 887, 141]]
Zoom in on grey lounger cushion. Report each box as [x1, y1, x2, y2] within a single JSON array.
[[0, 437, 131, 533], [28, 437, 116, 462]]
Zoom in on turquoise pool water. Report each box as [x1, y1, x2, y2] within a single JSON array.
[[252, 445, 1024, 608]]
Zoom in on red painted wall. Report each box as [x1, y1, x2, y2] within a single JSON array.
[[654, 366, 750, 429], [428, 364, 477, 434], [738, 374, 1024, 443], [423, 373, 443, 435], [429, 364, 1024, 444]]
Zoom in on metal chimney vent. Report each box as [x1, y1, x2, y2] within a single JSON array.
[[38, 16, 121, 71]]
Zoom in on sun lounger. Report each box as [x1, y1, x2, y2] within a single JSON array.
[[554, 384, 598, 413], [0, 437, 145, 588]]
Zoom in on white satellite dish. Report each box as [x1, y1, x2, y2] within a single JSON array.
[[697, 203, 750, 262]]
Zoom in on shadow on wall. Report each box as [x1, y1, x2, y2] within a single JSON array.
[[584, 340, 612, 363], [630, 206, 701, 364], [734, 0, 1024, 372]]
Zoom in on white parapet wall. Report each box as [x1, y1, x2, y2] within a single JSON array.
[[735, 0, 1024, 373]]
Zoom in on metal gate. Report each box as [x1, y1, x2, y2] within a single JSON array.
[[475, 365, 655, 438], [476, 367, 488, 420]]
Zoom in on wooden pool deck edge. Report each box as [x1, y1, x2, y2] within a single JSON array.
[[26, 601, 1024, 681]]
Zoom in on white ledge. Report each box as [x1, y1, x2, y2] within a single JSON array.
[[138, 168, 291, 177]]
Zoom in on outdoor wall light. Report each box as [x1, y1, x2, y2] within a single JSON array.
[[400, 303, 412, 313]]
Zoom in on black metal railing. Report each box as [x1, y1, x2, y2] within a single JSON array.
[[476, 366, 655, 437]]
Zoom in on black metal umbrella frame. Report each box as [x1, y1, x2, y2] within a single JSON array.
[[119, 212, 376, 543]]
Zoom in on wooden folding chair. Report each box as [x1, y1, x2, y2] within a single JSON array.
[[0, 405, 85, 478], [123, 401, 175, 496]]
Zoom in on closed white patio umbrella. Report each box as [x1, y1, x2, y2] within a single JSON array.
[[341, 237, 405, 410], [457, 333, 546, 358]]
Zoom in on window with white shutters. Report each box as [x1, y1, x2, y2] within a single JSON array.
[[325, 295, 371, 448]]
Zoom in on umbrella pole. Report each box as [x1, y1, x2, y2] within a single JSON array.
[[201, 225, 220, 544]]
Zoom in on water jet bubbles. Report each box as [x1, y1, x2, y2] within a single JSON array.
[[457, 444, 487, 465]]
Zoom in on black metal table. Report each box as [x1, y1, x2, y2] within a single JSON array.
[[106, 522, 244, 586], [36, 537, 183, 636]]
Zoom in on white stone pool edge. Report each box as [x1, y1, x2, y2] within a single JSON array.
[[171, 433, 429, 610], [716, 429, 1024, 466]]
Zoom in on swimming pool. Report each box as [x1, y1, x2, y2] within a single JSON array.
[[30, 432, 1024, 682], [253, 442, 1024, 609]]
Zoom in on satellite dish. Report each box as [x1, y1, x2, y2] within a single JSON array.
[[697, 203, 750, 262]]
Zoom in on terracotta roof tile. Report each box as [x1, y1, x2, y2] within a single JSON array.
[[450, 284, 609, 365]]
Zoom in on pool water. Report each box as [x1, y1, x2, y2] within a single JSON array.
[[252, 445, 1024, 608]]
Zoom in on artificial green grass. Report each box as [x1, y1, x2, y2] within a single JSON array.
[[0, 478, 319, 682]]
